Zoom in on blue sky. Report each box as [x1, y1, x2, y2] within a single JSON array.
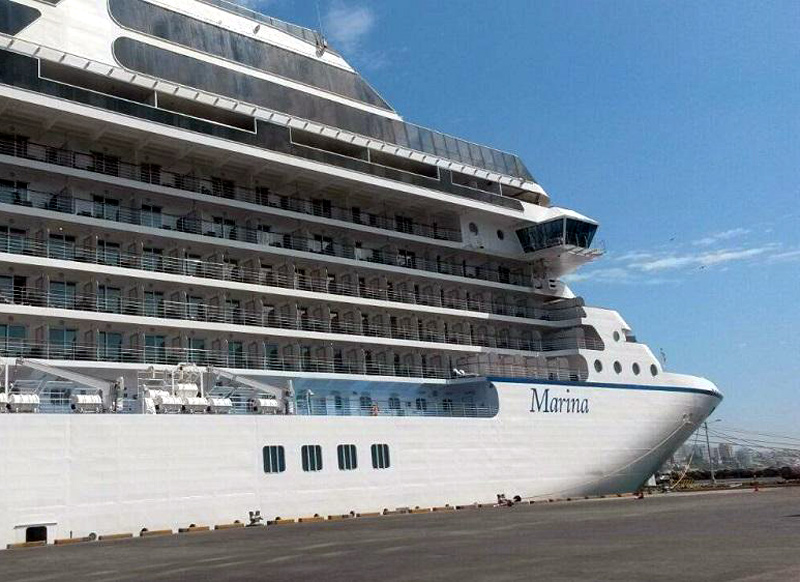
[[240, 1, 800, 435]]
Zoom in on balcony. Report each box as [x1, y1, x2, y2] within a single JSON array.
[[0, 339, 589, 382], [0, 136, 463, 242], [0, 184, 528, 287], [0, 287, 601, 354], [0, 233, 581, 323]]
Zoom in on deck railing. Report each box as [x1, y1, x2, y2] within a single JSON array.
[[0, 181, 528, 285], [0, 339, 589, 382], [0, 136, 463, 242], [0, 232, 582, 323], [0, 286, 602, 353]]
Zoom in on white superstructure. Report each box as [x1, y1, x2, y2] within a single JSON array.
[[0, 0, 720, 547]]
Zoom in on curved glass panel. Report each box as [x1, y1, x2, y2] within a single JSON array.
[[517, 218, 597, 252], [109, 0, 392, 111], [0, 0, 40, 35], [112, 38, 534, 181]]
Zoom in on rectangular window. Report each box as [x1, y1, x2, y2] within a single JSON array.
[[337, 444, 358, 471], [395, 215, 413, 234], [0, 225, 26, 254], [50, 281, 77, 309], [144, 291, 164, 317], [97, 285, 122, 313], [144, 334, 166, 363], [140, 204, 163, 229], [98, 332, 122, 362], [140, 163, 161, 185], [211, 177, 236, 199], [0, 324, 26, 356], [311, 198, 332, 218], [212, 217, 237, 240], [0, 179, 29, 205], [397, 249, 416, 269], [188, 337, 206, 364], [263, 445, 286, 473], [142, 247, 163, 271], [49, 327, 77, 358], [371, 443, 391, 469], [91, 151, 120, 177], [97, 240, 120, 266], [312, 234, 334, 255], [301, 444, 323, 472], [48, 233, 76, 260], [93, 195, 120, 221], [228, 341, 244, 367]]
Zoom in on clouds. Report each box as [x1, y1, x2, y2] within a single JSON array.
[[565, 226, 799, 286], [323, 1, 376, 55], [692, 228, 750, 246]]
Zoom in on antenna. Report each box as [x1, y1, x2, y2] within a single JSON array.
[[316, 0, 325, 36], [314, 0, 328, 57]]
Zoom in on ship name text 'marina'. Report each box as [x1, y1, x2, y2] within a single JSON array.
[[530, 388, 590, 414]]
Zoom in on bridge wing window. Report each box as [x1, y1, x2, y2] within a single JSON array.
[[564, 219, 598, 249], [517, 218, 597, 252]]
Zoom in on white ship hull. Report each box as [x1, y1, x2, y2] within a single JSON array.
[[0, 375, 720, 547]]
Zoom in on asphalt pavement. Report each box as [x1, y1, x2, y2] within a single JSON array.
[[1, 487, 798, 582]]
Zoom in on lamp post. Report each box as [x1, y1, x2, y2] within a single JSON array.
[[704, 419, 721, 487]]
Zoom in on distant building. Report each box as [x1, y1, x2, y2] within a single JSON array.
[[692, 444, 708, 462], [736, 448, 754, 467], [718, 443, 734, 462]]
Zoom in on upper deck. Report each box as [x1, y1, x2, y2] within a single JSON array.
[[0, 0, 547, 207]]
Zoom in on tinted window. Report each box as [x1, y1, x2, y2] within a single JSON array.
[[337, 444, 357, 470], [301, 444, 323, 472], [109, 0, 392, 110], [263, 445, 286, 473], [0, 0, 41, 35], [111, 38, 534, 181], [371, 443, 390, 469]]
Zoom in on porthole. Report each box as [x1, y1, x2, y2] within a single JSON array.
[[594, 359, 603, 373], [496, 229, 505, 240], [469, 222, 479, 235], [613, 361, 622, 374], [613, 331, 620, 342], [632, 363, 640, 375], [650, 364, 658, 377]]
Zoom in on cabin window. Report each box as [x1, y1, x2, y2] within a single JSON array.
[[371, 444, 391, 469], [337, 444, 358, 471], [632, 363, 641, 375], [301, 444, 323, 472], [613, 361, 622, 374], [263, 445, 286, 473], [594, 360, 603, 373], [650, 364, 659, 377]]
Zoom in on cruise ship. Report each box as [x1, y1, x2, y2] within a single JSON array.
[[0, 0, 721, 547]]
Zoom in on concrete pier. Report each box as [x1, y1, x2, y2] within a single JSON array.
[[1, 488, 798, 581]]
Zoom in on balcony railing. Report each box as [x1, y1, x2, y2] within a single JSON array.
[[0, 232, 581, 323], [0, 183, 526, 286], [0, 136, 463, 242], [0, 339, 589, 382], [295, 398, 498, 418], [0, 287, 602, 353]]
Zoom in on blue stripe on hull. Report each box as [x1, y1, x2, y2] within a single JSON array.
[[487, 377, 723, 400]]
